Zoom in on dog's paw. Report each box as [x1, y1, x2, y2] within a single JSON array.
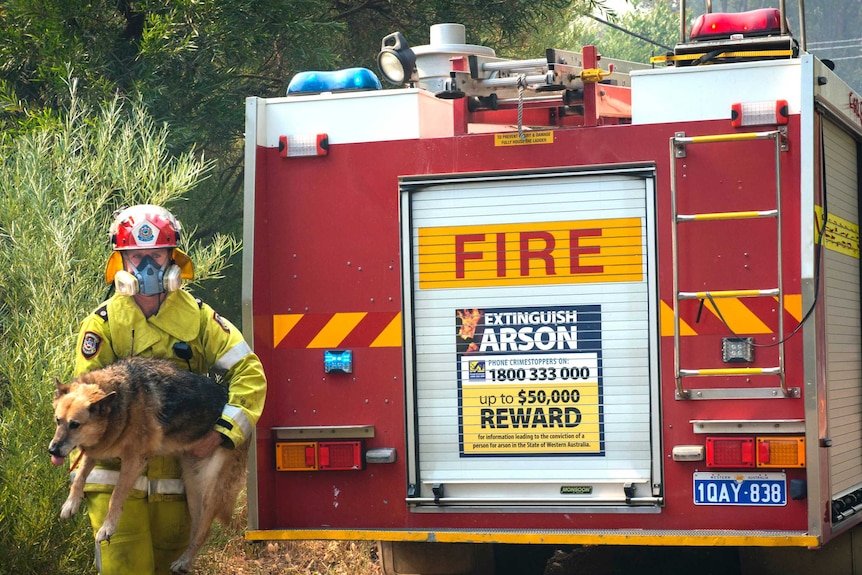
[[95, 522, 115, 544], [170, 555, 191, 574], [60, 496, 81, 519]]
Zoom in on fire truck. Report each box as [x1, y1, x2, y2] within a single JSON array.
[[241, 2, 862, 573]]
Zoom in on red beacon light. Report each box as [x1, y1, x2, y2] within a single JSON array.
[[690, 8, 785, 42]]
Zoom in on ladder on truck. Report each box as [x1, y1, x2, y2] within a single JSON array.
[[670, 129, 798, 400]]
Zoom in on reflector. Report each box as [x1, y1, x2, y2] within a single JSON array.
[[279, 134, 329, 158], [731, 100, 789, 128]]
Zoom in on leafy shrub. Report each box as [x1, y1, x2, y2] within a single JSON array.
[[0, 88, 236, 574]]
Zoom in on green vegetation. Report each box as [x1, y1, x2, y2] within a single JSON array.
[[579, 0, 678, 63], [0, 0, 610, 323], [0, 92, 236, 574]]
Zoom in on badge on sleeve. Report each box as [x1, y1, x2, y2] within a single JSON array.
[[81, 331, 102, 359], [213, 312, 230, 333]]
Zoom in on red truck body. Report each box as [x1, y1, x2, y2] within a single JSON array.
[[242, 22, 862, 562]]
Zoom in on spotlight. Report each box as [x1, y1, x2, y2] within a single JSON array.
[[377, 32, 416, 85]]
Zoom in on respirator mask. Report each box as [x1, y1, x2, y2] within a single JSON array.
[[114, 254, 182, 296]]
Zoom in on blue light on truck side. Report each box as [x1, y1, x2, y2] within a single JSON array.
[[324, 350, 353, 373]]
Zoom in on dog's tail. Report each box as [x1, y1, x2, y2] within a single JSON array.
[[217, 442, 248, 524], [184, 442, 248, 525]]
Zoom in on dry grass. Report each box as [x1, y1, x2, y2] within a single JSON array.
[[195, 490, 383, 575]]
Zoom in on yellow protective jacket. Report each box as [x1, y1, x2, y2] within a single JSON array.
[[74, 289, 266, 456]]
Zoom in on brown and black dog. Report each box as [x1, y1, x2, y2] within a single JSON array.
[[48, 356, 247, 574]]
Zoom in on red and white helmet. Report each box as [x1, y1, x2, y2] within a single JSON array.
[[110, 204, 181, 251], [104, 204, 194, 286]]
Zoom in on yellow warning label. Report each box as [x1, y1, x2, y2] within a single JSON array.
[[462, 380, 602, 455], [815, 206, 859, 259], [460, 348, 602, 456], [494, 131, 554, 147]]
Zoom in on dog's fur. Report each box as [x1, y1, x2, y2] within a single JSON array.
[[48, 356, 248, 574]]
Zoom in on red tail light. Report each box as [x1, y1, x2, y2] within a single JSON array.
[[706, 437, 755, 468], [319, 441, 364, 470]]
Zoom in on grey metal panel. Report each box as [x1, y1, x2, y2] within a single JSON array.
[[690, 419, 805, 434], [243, 96, 261, 531], [824, 120, 862, 497]]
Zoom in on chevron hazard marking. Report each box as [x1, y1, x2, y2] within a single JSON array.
[[702, 297, 771, 334], [660, 295, 801, 337], [272, 312, 403, 349], [273, 314, 303, 348], [660, 301, 697, 336], [370, 313, 402, 347], [307, 313, 367, 348]]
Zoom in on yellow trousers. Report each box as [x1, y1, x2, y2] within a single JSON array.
[[86, 492, 191, 575]]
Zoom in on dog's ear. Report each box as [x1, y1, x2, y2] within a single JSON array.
[[89, 391, 117, 417], [54, 378, 69, 400]]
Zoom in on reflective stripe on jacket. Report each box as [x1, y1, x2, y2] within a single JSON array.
[[81, 469, 185, 496]]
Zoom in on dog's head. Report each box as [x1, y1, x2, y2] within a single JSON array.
[[48, 378, 116, 466]]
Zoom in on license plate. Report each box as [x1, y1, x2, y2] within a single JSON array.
[[693, 472, 786, 506]]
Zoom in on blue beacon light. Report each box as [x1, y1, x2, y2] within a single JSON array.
[[287, 68, 382, 96], [324, 350, 353, 374]]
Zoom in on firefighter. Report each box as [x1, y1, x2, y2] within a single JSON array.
[[71, 204, 267, 575]]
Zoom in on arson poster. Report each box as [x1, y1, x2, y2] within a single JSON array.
[[457, 305, 604, 457]]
